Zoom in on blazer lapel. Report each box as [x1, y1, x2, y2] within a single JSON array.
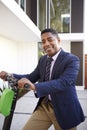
[[41, 55, 48, 81], [51, 50, 66, 79]]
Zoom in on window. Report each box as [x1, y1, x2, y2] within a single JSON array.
[[50, 0, 70, 33], [37, 0, 46, 31], [18, 0, 26, 12], [37, 0, 71, 33], [20, 0, 25, 10], [38, 42, 45, 59], [61, 14, 70, 33]]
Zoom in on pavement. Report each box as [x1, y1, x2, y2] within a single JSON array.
[[0, 89, 87, 130]]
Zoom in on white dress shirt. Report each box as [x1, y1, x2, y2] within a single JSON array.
[[48, 48, 61, 100], [50, 48, 61, 79]]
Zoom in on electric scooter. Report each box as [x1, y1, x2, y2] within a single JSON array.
[[0, 75, 29, 130]]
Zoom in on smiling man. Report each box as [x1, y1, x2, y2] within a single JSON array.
[[0, 28, 85, 130], [41, 29, 60, 57]]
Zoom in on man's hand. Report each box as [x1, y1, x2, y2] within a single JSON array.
[[0, 71, 8, 80], [18, 78, 36, 91]]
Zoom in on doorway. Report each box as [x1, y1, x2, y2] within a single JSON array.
[[71, 42, 83, 86]]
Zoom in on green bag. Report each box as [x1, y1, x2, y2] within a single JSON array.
[[0, 88, 14, 116]]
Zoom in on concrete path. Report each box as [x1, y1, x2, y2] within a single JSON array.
[[0, 90, 87, 130]]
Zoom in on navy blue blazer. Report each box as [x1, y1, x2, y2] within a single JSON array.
[[13, 49, 85, 129]]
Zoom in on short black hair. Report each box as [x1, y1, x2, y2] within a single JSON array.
[[41, 28, 59, 38]]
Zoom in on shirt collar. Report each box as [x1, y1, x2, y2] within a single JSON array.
[[52, 48, 61, 61]]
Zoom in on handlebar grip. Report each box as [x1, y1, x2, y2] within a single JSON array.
[[24, 84, 30, 90]]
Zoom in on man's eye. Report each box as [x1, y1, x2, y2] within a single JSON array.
[[42, 41, 45, 44], [48, 39, 54, 42], [42, 38, 55, 44]]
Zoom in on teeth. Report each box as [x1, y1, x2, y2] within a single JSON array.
[[46, 48, 50, 51], [46, 47, 52, 51]]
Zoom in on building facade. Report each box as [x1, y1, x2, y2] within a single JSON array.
[[0, 0, 86, 89]]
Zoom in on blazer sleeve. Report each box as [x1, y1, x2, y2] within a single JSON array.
[[35, 54, 80, 97]]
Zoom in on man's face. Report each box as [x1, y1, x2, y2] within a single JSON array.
[[41, 32, 60, 57]]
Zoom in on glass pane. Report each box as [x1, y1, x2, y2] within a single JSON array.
[[38, 0, 46, 31], [50, 0, 70, 33], [20, 0, 25, 11], [38, 42, 45, 59]]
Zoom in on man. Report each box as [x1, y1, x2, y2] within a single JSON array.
[[0, 28, 85, 130]]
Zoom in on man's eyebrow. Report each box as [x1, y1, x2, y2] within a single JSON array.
[[41, 36, 54, 41], [47, 37, 53, 39], [44, 37, 53, 40]]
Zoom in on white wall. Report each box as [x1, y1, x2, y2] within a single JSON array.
[[0, 36, 18, 73], [61, 40, 71, 52], [0, 36, 38, 74], [17, 42, 38, 74], [0, 36, 18, 88], [0, 36, 38, 88]]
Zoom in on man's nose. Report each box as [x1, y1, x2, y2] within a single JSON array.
[[45, 40, 50, 45]]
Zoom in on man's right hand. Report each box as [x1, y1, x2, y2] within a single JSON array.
[[0, 71, 8, 80]]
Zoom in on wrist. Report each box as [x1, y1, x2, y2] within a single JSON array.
[[31, 84, 36, 91]]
